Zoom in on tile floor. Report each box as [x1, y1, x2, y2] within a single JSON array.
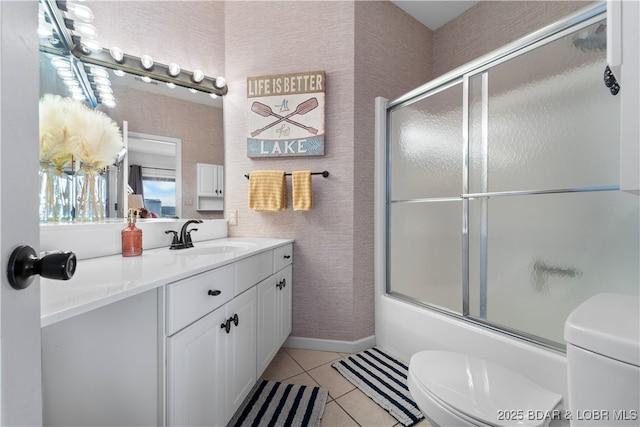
[[260, 347, 433, 427]]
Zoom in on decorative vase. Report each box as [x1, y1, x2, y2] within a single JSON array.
[[39, 161, 72, 222], [75, 163, 106, 221]]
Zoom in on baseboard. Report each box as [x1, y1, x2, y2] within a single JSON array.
[[283, 335, 376, 354]]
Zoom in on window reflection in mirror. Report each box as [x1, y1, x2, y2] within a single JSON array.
[[127, 132, 181, 219]]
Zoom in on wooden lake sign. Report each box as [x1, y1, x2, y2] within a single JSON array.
[[247, 71, 325, 157]]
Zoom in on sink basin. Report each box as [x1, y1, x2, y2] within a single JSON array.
[[153, 240, 259, 256], [178, 243, 256, 255]]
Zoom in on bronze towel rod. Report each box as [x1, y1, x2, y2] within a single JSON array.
[[244, 171, 329, 179]]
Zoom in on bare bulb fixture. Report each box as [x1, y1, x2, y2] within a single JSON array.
[[192, 69, 204, 83], [168, 63, 181, 77], [140, 55, 154, 71], [109, 46, 124, 63], [64, 18, 98, 39], [214, 76, 226, 89], [63, 2, 94, 23]]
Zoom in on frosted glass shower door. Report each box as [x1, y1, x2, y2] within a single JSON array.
[[387, 82, 464, 314], [466, 19, 638, 347]]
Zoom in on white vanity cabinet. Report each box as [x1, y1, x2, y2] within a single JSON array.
[[167, 287, 257, 427], [166, 243, 292, 426], [42, 289, 161, 427], [257, 244, 293, 376], [196, 163, 224, 211], [41, 238, 293, 427]]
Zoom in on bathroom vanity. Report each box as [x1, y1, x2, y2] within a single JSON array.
[[40, 234, 293, 426]]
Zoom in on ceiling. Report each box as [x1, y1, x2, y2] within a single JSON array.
[[390, 1, 480, 30]]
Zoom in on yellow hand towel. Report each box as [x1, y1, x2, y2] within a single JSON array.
[[248, 170, 287, 211], [292, 171, 313, 211]]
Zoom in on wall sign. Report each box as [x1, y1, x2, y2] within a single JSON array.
[[247, 71, 325, 157]]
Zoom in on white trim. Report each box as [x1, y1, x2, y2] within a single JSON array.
[[127, 131, 182, 218], [283, 335, 376, 354]]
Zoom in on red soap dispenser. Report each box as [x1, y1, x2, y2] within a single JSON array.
[[122, 209, 143, 257]]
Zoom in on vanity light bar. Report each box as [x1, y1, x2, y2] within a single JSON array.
[[72, 46, 228, 97]]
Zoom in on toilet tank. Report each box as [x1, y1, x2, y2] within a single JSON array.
[[564, 293, 640, 426]]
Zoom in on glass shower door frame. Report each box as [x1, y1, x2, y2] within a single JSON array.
[[386, 3, 613, 352]]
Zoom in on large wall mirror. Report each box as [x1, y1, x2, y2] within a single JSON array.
[[38, 0, 225, 222]]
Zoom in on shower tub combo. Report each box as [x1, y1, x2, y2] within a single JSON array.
[[374, 1, 639, 409]]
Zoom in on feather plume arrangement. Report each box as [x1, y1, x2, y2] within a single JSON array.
[[39, 94, 123, 170], [39, 94, 71, 167], [65, 100, 123, 169]]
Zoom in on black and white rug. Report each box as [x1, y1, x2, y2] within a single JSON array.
[[332, 347, 424, 427], [228, 379, 328, 427]]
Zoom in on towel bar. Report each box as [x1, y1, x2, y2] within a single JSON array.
[[244, 171, 329, 179]]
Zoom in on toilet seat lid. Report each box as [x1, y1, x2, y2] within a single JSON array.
[[410, 351, 562, 427]]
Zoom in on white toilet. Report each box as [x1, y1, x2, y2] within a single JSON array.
[[408, 293, 640, 427], [408, 350, 563, 427], [564, 293, 640, 426]]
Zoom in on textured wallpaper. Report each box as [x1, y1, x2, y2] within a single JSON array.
[[224, 1, 431, 342]]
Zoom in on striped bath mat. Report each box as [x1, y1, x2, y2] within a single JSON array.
[[228, 379, 328, 427], [332, 347, 424, 427]]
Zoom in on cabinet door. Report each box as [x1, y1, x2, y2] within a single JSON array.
[[257, 274, 280, 376], [217, 164, 224, 197], [167, 305, 227, 427], [256, 265, 293, 377], [197, 163, 218, 197], [278, 265, 293, 346], [225, 287, 257, 422]]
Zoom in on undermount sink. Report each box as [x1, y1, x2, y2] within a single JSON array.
[[153, 240, 259, 256]]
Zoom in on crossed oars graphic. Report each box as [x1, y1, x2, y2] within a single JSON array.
[[251, 97, 318, 138]]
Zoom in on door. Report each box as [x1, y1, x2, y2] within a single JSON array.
[[0, 1, 43, 424], [225, 287, 257, 421], [167, 305, 227, 427], [257, 274, 279, 375]]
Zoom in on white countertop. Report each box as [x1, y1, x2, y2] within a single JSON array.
[[41, 237, 292, 327]]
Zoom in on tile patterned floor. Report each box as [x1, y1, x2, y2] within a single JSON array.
[[260, 347, 433, 427]]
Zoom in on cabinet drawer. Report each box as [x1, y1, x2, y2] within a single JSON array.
[[235, 251, 272, 295], [166, 265, 234, 335], [273, 244, 293, 272]]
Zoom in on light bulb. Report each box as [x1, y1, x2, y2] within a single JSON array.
[[140, 55, 154, 70], [209, 93, 219, 99], [96, 84, 112, 94], [141, 76, 152, 83], [57, 69, 74, 79], [110, 47, 124, 63], [50, 57, 71, 70], [168, 63, 180, 77], [100, 93, 115, 102], [102, 99, 116, 108], [192, 69, 204, 83], [63, 79, 79, 87], [88, 66, 109, 78], [82, 39, 102, 53], [189, 88, 197, 94], [66, 2, 94, 23], [166, 82, 176, 89], [113, 70, 126, 77], [214, 76, 226, 88], [92, 76, 111, 86], [72, 22, 97, 39]]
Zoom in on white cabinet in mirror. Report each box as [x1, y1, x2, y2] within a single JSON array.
[[196, 163, 223, 211]]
